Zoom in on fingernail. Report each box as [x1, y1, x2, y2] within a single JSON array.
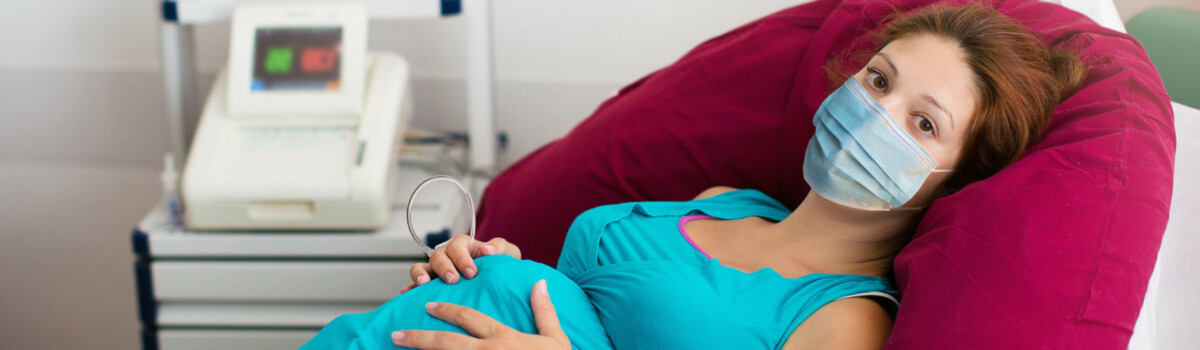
[[536, 279, 549, 297], [464, 267, 476, 278], [417, 275, 429, 284], [392, 331, 406, 342], [482, 244, 495, 254], [426, 302, 438, 311], [444, 272, 458, 283]]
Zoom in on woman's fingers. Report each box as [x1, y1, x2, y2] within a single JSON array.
[[429, 250, 459, 284], [530, 280, 568, 344], [423, 235, 516, 285], [485, 237, 522, 259], [446, 235, 479, 279], [431, 235, 472, 283], [393, 286, 571, 349], [424, 302, 511, 339], [474, 240, 496, 256], [392, 328, 483, 349], [409, 263, 433, 286]]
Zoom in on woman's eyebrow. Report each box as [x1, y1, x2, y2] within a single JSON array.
[[878, 53, 898, 78], [923, 94, 955, 131]]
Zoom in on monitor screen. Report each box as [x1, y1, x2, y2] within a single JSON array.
[[251, 27, 342, 92]]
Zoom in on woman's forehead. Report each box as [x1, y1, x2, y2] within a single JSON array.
[[877, 34, 978, 131]]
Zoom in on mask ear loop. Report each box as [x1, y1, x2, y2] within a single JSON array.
[[892, 168, 955, 211], [406, 175, 476, 257]]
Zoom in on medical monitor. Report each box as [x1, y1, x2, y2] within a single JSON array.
[[251, 27, 342, 92], [227, 3, 367, 118]]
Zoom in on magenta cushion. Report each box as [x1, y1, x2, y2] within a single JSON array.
[[476, 0, 1175, 348]]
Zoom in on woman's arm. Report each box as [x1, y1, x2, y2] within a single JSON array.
[[694, 186, 739, 200], [782, 297, 894, 349]]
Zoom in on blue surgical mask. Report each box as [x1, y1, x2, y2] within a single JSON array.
[[803, 78, 952, 211]]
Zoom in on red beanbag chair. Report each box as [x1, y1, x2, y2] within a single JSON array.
[[476, 0, 1175, 348]]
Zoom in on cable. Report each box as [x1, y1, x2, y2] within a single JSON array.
[[406, 175, 476, 257]]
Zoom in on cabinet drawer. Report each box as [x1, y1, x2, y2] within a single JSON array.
[[156, 301, 381, 328], [158, 329, 318, 350], [152, 261, 415, 302]]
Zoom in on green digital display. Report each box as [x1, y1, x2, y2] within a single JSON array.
[[263, 47, 294, 74]]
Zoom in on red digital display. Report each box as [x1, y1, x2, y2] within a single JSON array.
[[301, 47, 339, 73]]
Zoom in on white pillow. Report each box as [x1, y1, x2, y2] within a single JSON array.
[[1043, 0, 1126, 33], [1143, 102, 1200, 349]]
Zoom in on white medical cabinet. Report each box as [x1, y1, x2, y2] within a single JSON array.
[[133, 165, 470, 350], [140, 0, 498, 348]]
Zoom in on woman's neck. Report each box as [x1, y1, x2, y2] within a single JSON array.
[[761, 190, 918, 278]]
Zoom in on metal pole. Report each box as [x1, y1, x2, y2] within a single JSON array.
[[159, 21, 187, 168], [465, 0, 497, 173], [157, 21, 198, 168]]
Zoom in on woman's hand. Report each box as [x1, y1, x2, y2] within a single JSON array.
[[400, 235, 521, 293], [392, 279, 569, 350]]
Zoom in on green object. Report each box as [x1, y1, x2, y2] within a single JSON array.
[[263, 47, 294, 74], [1126, 7, 1200, 109]]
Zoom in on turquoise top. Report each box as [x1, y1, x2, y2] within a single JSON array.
[[559, 189, 899, 349], [302, 189, 898, 349]]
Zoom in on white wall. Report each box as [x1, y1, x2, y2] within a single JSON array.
[[0, 1, 803, 349], [4, 0, 1191, 165], [0, 0, 804, 166]]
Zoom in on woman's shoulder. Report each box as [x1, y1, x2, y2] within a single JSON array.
[[693, 186, 740, 200], [574, 188, 787, 224], [557, 202, 640, 274], [562, 188, 786, 243], [570, 201, 638, 229], [695, 187, 784, 205], [558, 189, 788, 275], [691, 188, 792, 220], [781, 296, 893, 349]]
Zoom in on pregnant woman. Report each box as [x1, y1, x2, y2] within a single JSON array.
[[303, 4, 1086, 349]]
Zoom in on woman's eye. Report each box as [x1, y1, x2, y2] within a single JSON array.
[[868, 70, 888, 90], [914, 115, 937, 136]]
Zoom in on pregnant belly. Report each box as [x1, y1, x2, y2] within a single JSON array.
[[302, 255, 613, 350]]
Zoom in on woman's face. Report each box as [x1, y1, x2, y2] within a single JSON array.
[[851, 33, 978, 207]]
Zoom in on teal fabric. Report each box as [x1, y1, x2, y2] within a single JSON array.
[[1125, 7, 1200, 108], [300, 255, 612, 350], [302, 189, 898, 349]]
